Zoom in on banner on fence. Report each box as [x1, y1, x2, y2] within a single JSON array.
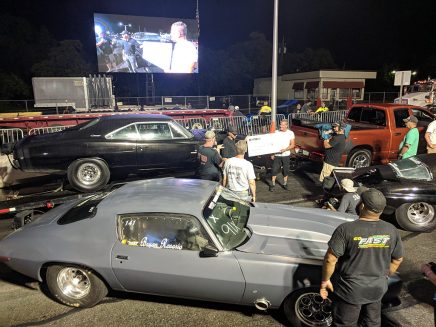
[[246, 133, 281, 157]]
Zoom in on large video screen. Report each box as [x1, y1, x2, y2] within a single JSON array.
[[94, 13, 199, 74]]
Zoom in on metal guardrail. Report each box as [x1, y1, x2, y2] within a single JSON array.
[[28, 126, 74, 135], [174, 118, 208, 130], [208, 116, 250, 136], [0, 128, 24, 144], [289, 111, 348, 123], [249, 114, 286, 135]]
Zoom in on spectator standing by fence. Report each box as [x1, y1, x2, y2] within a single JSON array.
[[320, 188, 403, 326], [222, 141, 256, 202]]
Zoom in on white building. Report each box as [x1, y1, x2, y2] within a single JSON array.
[[253, 70, 377, 102]]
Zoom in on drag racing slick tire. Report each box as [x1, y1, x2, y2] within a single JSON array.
[[346, 148, 372, 168], [395, 202, 436, 232], [46, 264, 108, 308], [283, 287, 332, 327], [67, 158, 110, 192]]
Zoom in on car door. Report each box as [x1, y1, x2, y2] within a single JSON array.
[[136, 122, 198, 170], [111, 212, 245, 303], [389, 108, 410, 160], [135, 122, 165, 168], [97, 123, 138, 169]]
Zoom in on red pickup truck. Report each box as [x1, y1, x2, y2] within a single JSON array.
[[292, 103, 435, 168]]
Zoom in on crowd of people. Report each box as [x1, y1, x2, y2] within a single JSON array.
[[193, 106, 436, 325]]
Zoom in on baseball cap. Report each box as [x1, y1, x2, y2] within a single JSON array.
[[227, 126, 238, 134], [121, 30, 130, 35], [361, 188, 386, 213], [205, 131, 215, 139], [403, 115, 418, 123], [332, 121, 343, 129], [340, 179, 357, 193]]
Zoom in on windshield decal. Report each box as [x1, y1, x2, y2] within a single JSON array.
[[122, 237, 183, 250]]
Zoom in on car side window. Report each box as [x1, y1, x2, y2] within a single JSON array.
[[347, 107, 363, 122], [117, 213, 210, 251], [360, 108, 386, 126], [394, 109, 410, 128], [137, 123, 172, 140], [106, 124, 139, 140]]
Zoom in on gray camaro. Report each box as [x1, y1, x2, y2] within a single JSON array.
[[0, 178, 364, 326]]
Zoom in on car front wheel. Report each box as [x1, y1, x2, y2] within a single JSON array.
[[283, 287, 333, 327], [396, 202, 436, 232], [67, 158, 110, 192], [45, 264, 108, 308]]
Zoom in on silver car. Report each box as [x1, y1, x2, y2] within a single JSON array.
[[0, 178, 362, 326]]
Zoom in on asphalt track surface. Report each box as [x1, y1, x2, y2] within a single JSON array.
[[0, 161, 435, 327]]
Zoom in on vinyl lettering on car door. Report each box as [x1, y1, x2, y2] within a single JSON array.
[[111, 212, 245, 302]]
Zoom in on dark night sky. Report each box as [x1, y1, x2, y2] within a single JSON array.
[[3, 0, 436, 76]]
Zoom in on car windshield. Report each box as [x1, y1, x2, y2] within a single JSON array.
[[203, 186, 251, 250], [67, 118, 101, 131], [388, 157, 433, 181]]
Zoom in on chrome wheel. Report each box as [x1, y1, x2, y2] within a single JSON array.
[[295, 292, 332, 327], [351, 154, 370, 168], [57, 267, 91, 299], [77, 162, 102, 186], [406, 202, 435, 226]]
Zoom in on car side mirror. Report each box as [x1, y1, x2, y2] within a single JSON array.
[[199, 244, 219, 258]]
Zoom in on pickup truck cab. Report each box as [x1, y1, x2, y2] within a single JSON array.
[[292, 103, 435, 168]]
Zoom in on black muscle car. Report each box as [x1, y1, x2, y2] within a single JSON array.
[[325, 154, 436, 232], [10, 114, 200, 192]]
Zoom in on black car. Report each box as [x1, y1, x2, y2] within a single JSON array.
[[11, 114, 200, 192], [325, 154, 436, 232]]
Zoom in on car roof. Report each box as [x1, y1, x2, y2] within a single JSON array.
[[349, 103, 423, 109], [98, 114, 173, 122], [101, 178, 218, 215]]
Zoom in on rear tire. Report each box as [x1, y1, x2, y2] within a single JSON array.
[[46, 264, 108, 308], [346, 149, 372, 168], [67, 158, 110, 192], [396, 202, 436, 232], [283, 287, 333, 327]]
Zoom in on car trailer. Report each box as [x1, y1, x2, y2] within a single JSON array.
[[0, 182, 126, 229]]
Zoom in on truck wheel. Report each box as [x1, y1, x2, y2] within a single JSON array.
[[396, 202, 436, 232], [46, 264, 108, 308], [283, 287, 333, 327], [67, 158, 110, 192], [346, 149, 372, 168]]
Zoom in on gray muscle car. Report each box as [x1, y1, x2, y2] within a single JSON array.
[[0, 178, 396, 326]]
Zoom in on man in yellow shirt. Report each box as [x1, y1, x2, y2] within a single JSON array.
[[315, 102, 329, 113]]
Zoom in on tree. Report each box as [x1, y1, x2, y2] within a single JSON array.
[[32, 40, 92, 77]]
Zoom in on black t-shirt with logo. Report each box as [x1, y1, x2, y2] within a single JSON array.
[[328, 219, 403, 304], [197, 146, 222, 181], [324, 134, 346, 166]]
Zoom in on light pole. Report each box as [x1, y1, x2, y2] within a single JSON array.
[[270, 0, 279, 132]]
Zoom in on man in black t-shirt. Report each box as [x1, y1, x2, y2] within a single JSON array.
[[196, 131, 223, 182], [319, 122, 346, 182], [320, 188, 404, 326], [221, 126, 238, 160]]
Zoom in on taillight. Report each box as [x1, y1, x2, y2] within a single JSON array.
[[0, 256, 11, 263]]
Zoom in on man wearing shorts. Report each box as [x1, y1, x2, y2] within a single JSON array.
[[270, 120, 295, 191]]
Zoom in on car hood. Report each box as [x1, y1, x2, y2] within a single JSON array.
[[236, 203, 355, 259]]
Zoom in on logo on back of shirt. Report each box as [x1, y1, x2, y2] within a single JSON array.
[[353, 235, 390, 248]]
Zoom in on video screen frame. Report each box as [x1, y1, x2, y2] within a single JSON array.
[[94, 13, 199, 74]]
